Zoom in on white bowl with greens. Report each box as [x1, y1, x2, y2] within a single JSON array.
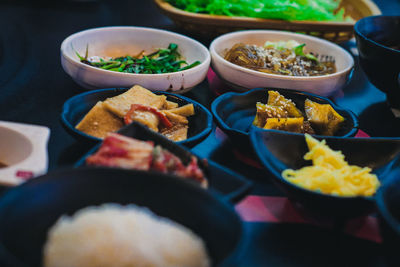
[[61, 27, 210, 92], [210, 30, 354, 96]]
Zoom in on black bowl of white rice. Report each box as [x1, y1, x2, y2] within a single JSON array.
[[0, 167, 243, 267]]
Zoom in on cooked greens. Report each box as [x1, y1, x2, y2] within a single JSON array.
[[76, 43, 201, 74], [166, 0, 350, 22]]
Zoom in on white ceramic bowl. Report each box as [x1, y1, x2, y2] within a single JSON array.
[[0, 121, 50, 186], [61, 26, 211, 92], [209, 30, 354, 96]]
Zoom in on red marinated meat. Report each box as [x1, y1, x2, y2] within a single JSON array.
[[124, 103, 173, 128], [86, 133, 207, 187], [86, 133, 154, 170]]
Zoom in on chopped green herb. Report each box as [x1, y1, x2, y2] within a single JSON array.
[[294, 44, 306, 56], [76, 43, 201, 74], [294, 44, 318, 62]]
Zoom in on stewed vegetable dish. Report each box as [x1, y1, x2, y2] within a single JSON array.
[[225, 40, 336, 76]]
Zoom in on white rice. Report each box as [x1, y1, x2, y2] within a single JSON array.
[[43, 204, 210, 267]]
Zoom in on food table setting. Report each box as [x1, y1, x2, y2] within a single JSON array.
[[0, 0, 400, 266]]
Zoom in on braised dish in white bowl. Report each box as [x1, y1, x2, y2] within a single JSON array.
[[210, 30, 354, 96]]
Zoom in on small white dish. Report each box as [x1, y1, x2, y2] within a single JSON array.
[[61, 26, 211, 92], [0, 121, 50, 186], [209, 30, 354, 96]]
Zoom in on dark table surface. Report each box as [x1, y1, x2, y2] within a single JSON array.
[[1, 0, 400, 266]]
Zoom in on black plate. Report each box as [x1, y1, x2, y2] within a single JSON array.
[[211, 88, 359, 151], [75, 121, 252, 202], [250, 128, 400, 219], [61, 88, 213, 147], [0, 167, 243, 267]]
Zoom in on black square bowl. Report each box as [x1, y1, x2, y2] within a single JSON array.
[[61, 88, 213, 147], [211, 87, 359, 152]]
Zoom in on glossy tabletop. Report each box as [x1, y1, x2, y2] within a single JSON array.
[[0, 0, 400, 266]]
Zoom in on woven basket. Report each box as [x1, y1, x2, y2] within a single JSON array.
[[153, 0, 381, 43]]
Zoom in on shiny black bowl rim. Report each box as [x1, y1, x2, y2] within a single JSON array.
[[354, 15, 400, 54]]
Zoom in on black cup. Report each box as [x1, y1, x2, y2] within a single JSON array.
[[354, 16, 400, 109]]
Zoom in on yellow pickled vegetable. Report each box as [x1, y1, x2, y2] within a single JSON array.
[[282, 134, 380, 197], [264, 117, 304, 133], [267, 91, 302, 117], [304, 99, 344, 136]]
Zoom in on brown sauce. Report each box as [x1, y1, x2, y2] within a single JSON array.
[[224, 43, 336, 77]]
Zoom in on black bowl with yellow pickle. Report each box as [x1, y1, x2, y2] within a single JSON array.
[[250, 129, 400, 219], [61, 87, 213, 148], [211, 88, 359, 151]]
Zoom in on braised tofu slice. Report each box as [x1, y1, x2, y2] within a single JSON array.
[[75, 101, 124, 139], [166, 104, 195, 117], [267, 91, 303, 117], [160, 124, 188, 142], [103, 85, 167, 118], [162, 110, 189, 125], [304, 99, 344, 135], [164, 100, 179, 109], [127, 110, 160, 132], [264, 117, 304, 133], [253, 102, 289, 127]]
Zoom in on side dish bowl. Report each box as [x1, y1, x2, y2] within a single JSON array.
[[354, 16, 400, 109], [61, 88, 213, 147], [0, 168, 243, 267], [211, 88, 358, 150], [250, 129, 400, 218], [209, 30, 354, 96], [75, 121, 252, 202], [0, 121, 50, 187], [61, 26, 210, 92]]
